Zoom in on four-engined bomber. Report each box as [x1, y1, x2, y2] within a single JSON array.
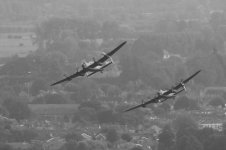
[[124, 70, 201, 112], [51, 41, 127, 86]]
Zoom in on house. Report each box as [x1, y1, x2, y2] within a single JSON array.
[[199, 123, 223, 131]]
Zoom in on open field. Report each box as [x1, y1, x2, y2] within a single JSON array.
[[0, 33, 37, 57]]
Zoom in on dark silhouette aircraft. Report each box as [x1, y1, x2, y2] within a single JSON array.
[[124, 70, 201, 112], [50, 41, 126, 86]]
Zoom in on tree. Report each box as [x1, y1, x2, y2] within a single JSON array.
[[118, 107, 145, 126], [100, 84, 121, 98], [205, 135, 226, 150], [173, 111, 198, 137], [44, 93, 67, 104], [185, 55, 222, 86], [38, 51, 67, 80], [34, 18, 71, 50], [0, 105, 9, 116], [154, 19, 171, 33], [73, 107, 97, 124], [72, 79, 101, 101], [76, 19, 101, 39], [30, 78, 47, 96], [121, 133, 132, 142], [130, 146, 144, 150], [76, 141, 90, 150], [79, 101, 102, 111], [85, 140, 107, 150], [159, 103, 171, 112], [97, 109, 117, 124], [222, 122, 226, 135], [21, 129, 38, 142], [10, 129, 37, 142], [0, 143, 12, 150], [101, 21, 120, 39], [0, 55, 35, 76], [32, 93, 67, 104], [158, 124, 175, 150], [64, 132, 83, 142], [3, 98, 31, 121], [174, 96, 199, 110], [60, 141, 77, 150], [195, 127, 216, 150], [176, 135, 203, 150], [152, 107, 166, 116], [209, 11, 226, 29], [0, 128, 11, 142], [208, 97, 225, 108], [101, 127, 119, 144], [119, 53, 171, 87]]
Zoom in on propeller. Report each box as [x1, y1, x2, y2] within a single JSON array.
[[81, 62, 86, 69], [175, 79, 183, 86], [181, 82, 186, 91], [176, 79, 186, 91]]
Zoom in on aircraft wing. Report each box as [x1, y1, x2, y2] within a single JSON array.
[[173, 70, 201, 90], [124, 96, 161, 112], [155, 70, 201, 96], [89, 41, 127, 68], [87, 61, 113, 77], [124, 88, 185, 112], [124, 103, 146, 112], [50, 70, 86, 86], [50, 77, 72, 86]]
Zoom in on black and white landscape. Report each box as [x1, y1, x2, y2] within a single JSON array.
[[0, 1, 226, 150]]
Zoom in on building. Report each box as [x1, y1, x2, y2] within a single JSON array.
[[199, 123, 223, 131]]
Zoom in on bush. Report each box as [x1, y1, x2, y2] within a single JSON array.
[[101, 127, 119, 144], [64, 132, 83, 142], [130, 145, 144, 150], [3, 98, 31, 121], [174, 96, 199, 110], [208, 97, 225, 107], [121, 133, 132, 142]]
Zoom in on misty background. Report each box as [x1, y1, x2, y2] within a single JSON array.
[[0, 0, 226, 150]]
